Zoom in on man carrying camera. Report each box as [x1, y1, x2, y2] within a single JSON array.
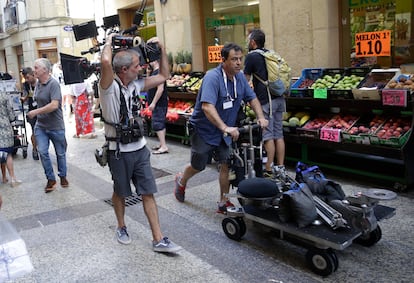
[[99, 33, 181, 253]]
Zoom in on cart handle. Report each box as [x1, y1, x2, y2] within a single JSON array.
[[238, 123, 260, 134]]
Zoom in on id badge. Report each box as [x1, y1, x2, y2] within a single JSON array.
[[223, 100, 233, 109]]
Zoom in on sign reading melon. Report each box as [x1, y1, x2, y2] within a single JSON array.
[[208, 45, 223, 63], [355, 30, 391, 57]]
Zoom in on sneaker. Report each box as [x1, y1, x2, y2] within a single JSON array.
[[10, 179, 22, 188], [174, 173, 186, 202], [263, 170, 275, 179], [60, 176, 69, 188], [45, 179, 57, 193], [153, 237, 182, 253], [273, 165, 287, 180], [217, 200, 235, 214], [116, 226, 132, 245], [32, 150, 39, 160]]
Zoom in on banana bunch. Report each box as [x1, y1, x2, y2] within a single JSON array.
[[283, 111, 310, 127]]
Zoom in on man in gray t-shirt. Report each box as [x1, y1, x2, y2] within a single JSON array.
[[27, 58, 68, 193]]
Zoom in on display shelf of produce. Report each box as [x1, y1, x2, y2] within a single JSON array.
[[284, 95, 414, 190]]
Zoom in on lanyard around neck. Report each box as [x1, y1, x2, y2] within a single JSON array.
[[222, 68, 237, 100]]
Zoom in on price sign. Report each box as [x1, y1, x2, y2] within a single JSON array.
[[313, 88, 328, 99], [382, 89, 407, 107], [355, 30, 391, 57], [320, 128, 341, 142], [208, 45, 223, 63]]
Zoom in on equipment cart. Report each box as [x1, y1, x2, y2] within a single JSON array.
[[222, 123, 397, 276], [8, 91, 28, 158]]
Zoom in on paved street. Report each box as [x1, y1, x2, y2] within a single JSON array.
[[0, 116, 413, 283]]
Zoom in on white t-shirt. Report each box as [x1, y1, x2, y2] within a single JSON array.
[[99, 77, 146, 151]]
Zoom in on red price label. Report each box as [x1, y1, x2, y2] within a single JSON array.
[[355, 30, 391, 57], [320, 128, 341, 142], [382, 89, 407, 107], [208, 45, 223, 63]]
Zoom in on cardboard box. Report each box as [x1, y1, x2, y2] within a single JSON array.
[[352, 68, 399, 100]]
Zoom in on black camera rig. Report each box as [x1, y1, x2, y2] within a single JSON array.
[[60, 0, 160, 84]]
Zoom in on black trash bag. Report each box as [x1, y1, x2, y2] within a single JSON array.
[[278, 183, 317, 228]]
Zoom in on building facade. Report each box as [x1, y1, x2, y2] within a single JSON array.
[[0, 0, 412, 81]]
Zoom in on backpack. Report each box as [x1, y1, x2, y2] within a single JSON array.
[[251, 49, 292, 97]]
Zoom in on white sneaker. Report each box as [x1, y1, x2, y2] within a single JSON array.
[[273, 165, 287, 180]]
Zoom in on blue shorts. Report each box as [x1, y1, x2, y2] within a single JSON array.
[[190, 132, 230, 171], [108, 146, 157, 197], [262, 98, 286, 141], [151, 106, 168, 131]]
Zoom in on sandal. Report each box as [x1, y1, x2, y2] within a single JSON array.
[[151, 145, 161, 150], [152, 148, 169, 154]]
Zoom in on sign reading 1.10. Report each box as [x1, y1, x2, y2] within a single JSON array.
[[355, 30, 391, 57]]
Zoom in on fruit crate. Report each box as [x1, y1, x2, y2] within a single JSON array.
[[341, 114, 385, 145], [282, 112, 311, 134], [296, 114, 332, 139], [319, 114, 359, 142], [352, 69, 399, 100], [289, 68, 323, 98], [370, 129, 411, 147], [329, 67, 371, 100], [308, 68, 345, 98], [369, 116, 412, 147]]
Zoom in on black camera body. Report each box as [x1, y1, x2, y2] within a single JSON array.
[[116, 118, 144, 144], [111, 35, 161, 64]]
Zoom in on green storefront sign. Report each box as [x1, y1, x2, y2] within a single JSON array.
[[206, 14, 254, 29], [349, 0, 395, 8]]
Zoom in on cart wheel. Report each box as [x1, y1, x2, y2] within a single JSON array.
[[354, 225, 382, 247], [23, 149, 27, 159], [327, 248, 339, 271], [306, 248, 336, 276], [222, 217, 243, 241], [235, 217, 247, 238]]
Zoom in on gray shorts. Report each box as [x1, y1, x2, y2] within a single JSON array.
[[262, 98, 286, 141], [190, 132, 230, 171], [108, 146, 157, 197]]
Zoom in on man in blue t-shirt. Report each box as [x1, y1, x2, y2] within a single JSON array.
[[174, 43, 268, 213]]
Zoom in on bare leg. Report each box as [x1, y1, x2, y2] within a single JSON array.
[[6, 154, 16, 180], [264, 139, 275, 171], [142, 194, 163, 242], [1, 163, 7, 183], [112, 192, 126, 228], [219, 163, 230, 202], [155, 129, 168, 152], [180, 165, 200, 187], [275, 138, 285, 166]]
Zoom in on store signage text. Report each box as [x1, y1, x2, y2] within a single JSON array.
[[349, 0, 394, 8], [355, 30, 391, 57], [206, 14, 254, 29], [208, 45, 223, 63]]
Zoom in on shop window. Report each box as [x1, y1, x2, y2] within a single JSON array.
[[203, 0, 259, 69], [348, 0, 414, 67]]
